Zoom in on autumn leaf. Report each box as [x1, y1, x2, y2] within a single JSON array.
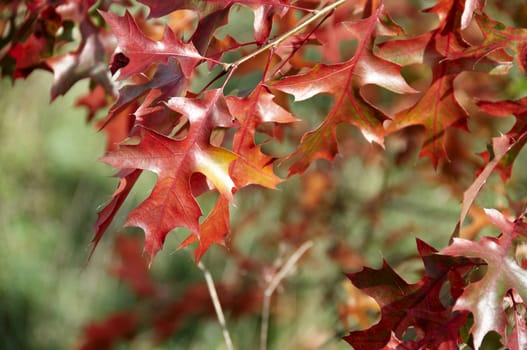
[[99, 89, 238, 261], [508, 307, 527, 350], [91, 169, 142, 258], [100, 10, 203, 79], [136, 0, 194, 19], [47, 18, 114, 99], [379, 0, 502, 167], [7, 6, 63, 78], [107, 57, 186, 122], [461, 0, 485, 29], [269, 5, 415, 175], [98, 102, 136, 152], [477, 97, 527, 181], [449, 13, 527, 73], [191, 7, 230, 55], [315, 1, 404, 63], [227, 85, 298, 188], [345, 239, 476, 349], [178, 196, 230, 262], [442, 209, 527, 349], [385, 71, 469, 168], [453, 135, 516, 238], [75, 84, 109, 122]]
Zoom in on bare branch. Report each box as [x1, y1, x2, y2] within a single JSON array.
[[198, 261, 235, 350], [225, 0, 348, 71], [260, 240, 314, 350]]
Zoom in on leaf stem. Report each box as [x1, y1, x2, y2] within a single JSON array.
[[225, 0, 347, 71], [259, 240, 314, 350], [196, 68, 229, 95], [198, 261, 235, 350], [270, 8, 334, 78]]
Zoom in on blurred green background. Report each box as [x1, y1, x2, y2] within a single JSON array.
[[0, 73, 117, 349]]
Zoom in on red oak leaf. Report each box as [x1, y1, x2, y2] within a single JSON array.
[[91, 169, 142, 258], [190, 7, 230, 55], [461, 0, 485, 29], [7, 6, 62, 78], [177, 86, 297, 260], [449, 13, 527, 73], [133, 89, 181, 136], [99, 89, 238, 261], [136, 0, 193, 19], [248, 2, 287, 44], [268, 5, 415, 175], [47, 17, 114, 99], [381, 0, 490, 167], [106, 57, 186, 123], [477, 97, 527, 180], [315, 2, 404, 63], [179, 196, 230, 262], [100, 10, 203, 79], [8, 34, 51, 78], [508, 305, 527, 350], [442, 209, 527, 349], [385, 71, 468, 168], [97, 102, 136, 152], [75, 84, 109, 122], [227, 85, 298, 188], [345, 239, 476, 349], [206, 0, 287, 43], [454, 135, 516, 237]]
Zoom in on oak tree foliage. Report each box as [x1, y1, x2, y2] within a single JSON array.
[[3, 0, 527, 348]]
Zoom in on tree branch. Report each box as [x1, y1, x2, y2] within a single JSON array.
[[198, 261, 235, 350], [260, 240, 314, 350], [223, 0, 348, 71]]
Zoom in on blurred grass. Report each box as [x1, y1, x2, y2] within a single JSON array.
[[0, 72, 120, 349]]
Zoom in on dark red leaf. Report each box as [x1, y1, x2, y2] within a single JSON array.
[[100, 10, 202, 79], [345, 239, 477, 349]]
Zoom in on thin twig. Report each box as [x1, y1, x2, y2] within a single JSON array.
[[270, 8, 334, 77], [224, 0, 348, 71], [260, 240, 314, 350], [198, 261, 235, 350]]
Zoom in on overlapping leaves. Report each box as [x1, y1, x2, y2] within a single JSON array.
[[443, 209, 527, 349], [5, 1, 527, 347], [269, 5, 415, 175], [347, 209, 527, 349], [345, 239, 476, 349]]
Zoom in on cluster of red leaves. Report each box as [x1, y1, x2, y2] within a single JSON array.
[[346, 209, 527, 350], [4, 0, 527, 348]]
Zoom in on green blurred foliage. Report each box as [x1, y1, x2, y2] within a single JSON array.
[[0, 73, 114, 349]]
